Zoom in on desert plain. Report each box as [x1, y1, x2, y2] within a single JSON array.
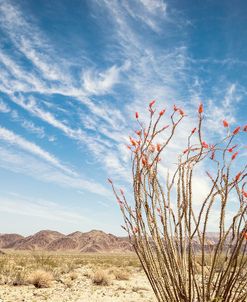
[[0, 250, 155, 302]]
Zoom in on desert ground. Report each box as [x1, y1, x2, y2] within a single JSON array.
[[0, 251, 155, 302]]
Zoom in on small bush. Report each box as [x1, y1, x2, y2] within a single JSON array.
[[29, 270, 53, 288], [112, 269, 130, 280], [91, 270, 111, 286], [12, 270, 28, 286], [68, 271, 78, 280]]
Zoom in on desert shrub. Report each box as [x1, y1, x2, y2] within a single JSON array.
[[29, 269, 53, 288], [12, 269, 28, 286], [33, 254, 56, 267], [110, 102, 247, 301], [111, 268, 130, 280], [68, 271, 78, 280], [91, 270, 111, 286]]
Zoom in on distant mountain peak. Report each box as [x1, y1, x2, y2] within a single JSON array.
[[0, 230, 133, 253]]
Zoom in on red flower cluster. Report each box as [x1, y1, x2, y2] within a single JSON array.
[[231, 152, 238, 160], [223, 120, 229, 127], [198, 103, 203, 114], [235, 172, 242, 182], [233, 126, 241, 135]]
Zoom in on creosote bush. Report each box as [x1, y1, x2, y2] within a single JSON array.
[[110, 101, 247, 302], [91, 269, 111, 286], [28, 269, 53, 288], [111, 268, 130, 280]]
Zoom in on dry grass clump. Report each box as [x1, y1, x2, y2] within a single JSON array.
[[68, 271, 78, 280], [12, 270, 28, 286], [28, 269, 53, 288], [91, 269, 111, 286], [111, 269, 130, 280]]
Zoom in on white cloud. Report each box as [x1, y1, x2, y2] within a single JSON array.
[[0, 126, 74, 175], [0, 1, 68, 83], [206, 83, 244, 135], [82, 65, 120, 95], [0, 146, 110, 197], [20, 120, 45, 138], [0, 100, 10, 113], [0, 194, 87, 224], [139, 0, 167, 14]]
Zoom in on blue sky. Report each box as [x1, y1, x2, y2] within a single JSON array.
[[0, 0, 246, 235]]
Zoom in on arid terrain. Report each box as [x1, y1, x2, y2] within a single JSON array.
[[0, 251, 155, 302], [0, 230, 227, 302], [0, 230, 155, 302]]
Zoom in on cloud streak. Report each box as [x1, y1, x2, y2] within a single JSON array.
[[0, 126, 75, 175]]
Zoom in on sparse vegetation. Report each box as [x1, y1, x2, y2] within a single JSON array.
[[111, 268, 130, 280], [0, 251, 152, 301], [68, 271, 78, 280], [28, 269, 53, 288], [91, 269, 112, 286]]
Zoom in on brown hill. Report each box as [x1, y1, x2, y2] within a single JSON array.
[[0, 234, 24, 248], [48, 230, 133, 252], [6, 230, 64, 250], [0, 230, 133, 252]]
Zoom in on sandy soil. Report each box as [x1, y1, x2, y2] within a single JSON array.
[[0, 266, 155, 302]]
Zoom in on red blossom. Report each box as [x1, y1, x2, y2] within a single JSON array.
[[227, 145, 238, 153], [173, 105, 178, 111], [235, 172, 242, 182], [133, 147, 140, 154], [126, 145, 131, 150], [191, 128, 197, 135], [231, 152, 238, 160], [142, 157, 147, 166], [223, 120, 229, 127], [133, 227, 138, 233], [129, 136, 137, 146], [183, 148, 189, 154], [243, 232, 247, 240], [135, 130, 142, 136], [242, 190, 247, 198], [243, 125, 247, 132], [159, 109, 166, 116], [178, 108, 185, 116], [198, 103, 203, 114], [202, 141, 209, 148], [135, 112, 139, 119], [233, 126, 241, 135], [149, 144, 155, 152], [149, 100, 156, 108], [157, 143, 161, 152]]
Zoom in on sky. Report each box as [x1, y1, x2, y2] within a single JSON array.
[[0, 0, 246, 236]]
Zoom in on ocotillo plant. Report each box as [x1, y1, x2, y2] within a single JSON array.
[[109, 101, 247, 302]]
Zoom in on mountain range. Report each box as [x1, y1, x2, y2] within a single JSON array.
[[0, 230, 226, 253], [0, 230, 133, 253]]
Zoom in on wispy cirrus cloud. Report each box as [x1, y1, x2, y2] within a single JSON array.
[[0, 100, 10, 113], [82, 65, 121, 95], [0, 126, 74, 175], [0, 145, 110, 197]]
